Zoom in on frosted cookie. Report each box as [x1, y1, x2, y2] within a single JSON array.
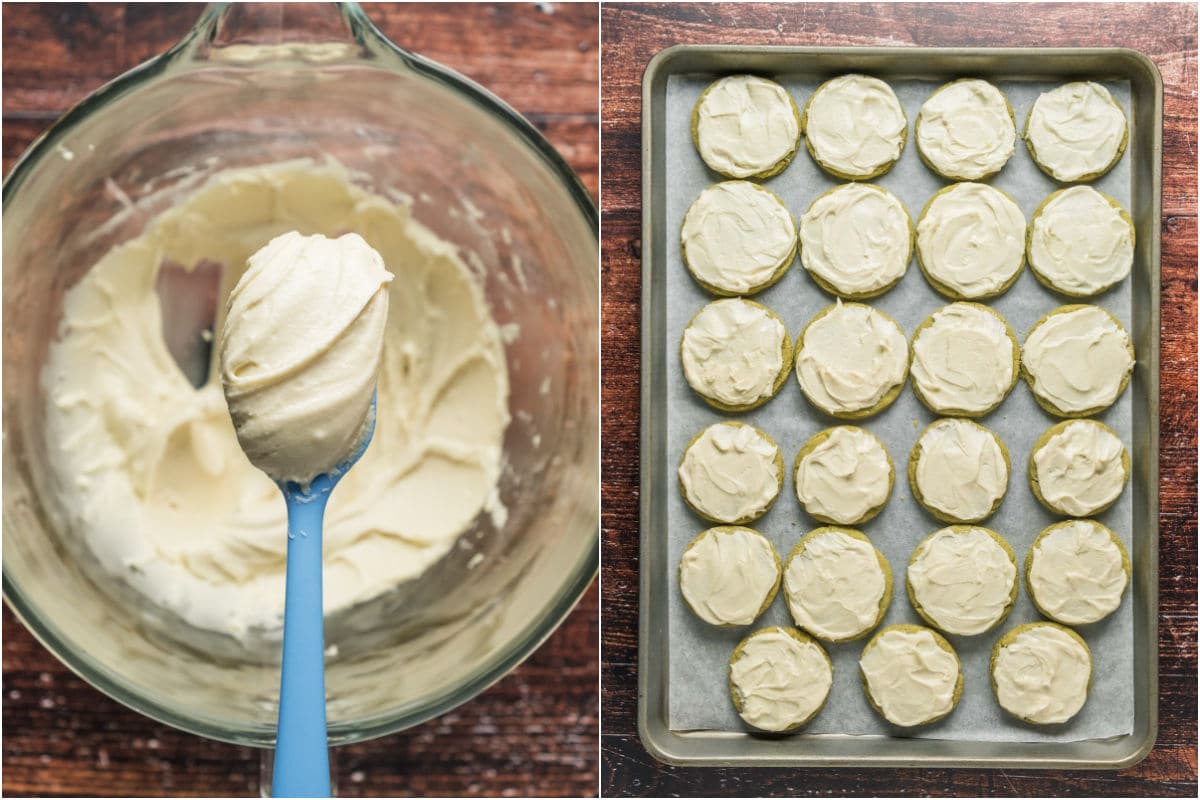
[[802, 74, 907, 180], [794, 302, 908, 419], [679, 526, 781, 627], [680, 181, 797, 296], [680, 298, 792, 412], [991, 622, 1093, 725], [1022, 305, 1134, 418], [910, 303, 1019, 417], [1024, 82, 1128, 183], [1028, 186, 1135, 297], [859, 625, 963, 727], [1030, 420, 1130, 517], [916, 183, 1026, 300], [915, 79, 1017, 181], [678, 422, 783, 524], [907, 526, 1018, 636], [692, 75, 802, 179], [909, 418, 1010, 524], [799, 183, 913, 299], [728, 627, 833, 732], [783, 527, 892, 642], [1026, 519, 1130, 626], [794, 426, 894, 526]]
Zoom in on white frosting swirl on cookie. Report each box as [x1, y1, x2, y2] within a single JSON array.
[[1026, 82, 1127, 182], [911, 303, 1017, 415], [1033, 421, 1128, 516], [795, 302, 908, 416], [680, 527, 779, 626], [1023, 306, 1133, 415], [1028, 520, 1128, 625], [993, 625, 1092, 724], [730, 629, 832, 731], [917, 183, 1026, 298], [805, 74, 906, 178], [784, 529, 886, 640], [681, 181, 797, 294], [694, 75, 800, 178], [681, 299, 786, 408], [678, 423, 781, 523], [908, 527, 1016, 635], [1029, 186, 1134, 296], [860, 627, 960, 726], [795, 427, 891, 524], [917, 79, 1016, 179], [913, 419, 1008, 522], [799, 183, 912, 296]]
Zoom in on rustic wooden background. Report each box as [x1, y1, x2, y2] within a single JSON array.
[[600, 2, 1197, 797], [2, 3, 598, 797]]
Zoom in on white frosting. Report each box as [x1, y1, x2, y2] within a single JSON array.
[[1026, 82, 1127, 182], [993, 625, 1091, 724], [799, 183, 911, 296], [678, 423, 781, 523], [1029, 186, 1133, 296], [1023, 306, 1133, 414], [694, 75, 800, 178], [917, 183, 1026, 298], [784, 529, 886, 640], [730, 629, 832, 731], [681, 181, 797, 294], [1029, 521, 1128, 625], [795, 302, 908, 416], [860, 628, 960, 726], [916, 79, 1016, 179], [681, 299, 785, 408], [913, 419, 1008, 522], [795, 427, 891, 524], [908, 527, 1016, 635], [806, 74, 906, 178], [40, 161, 509, 640], [679, 527, 779, 626], [911, 303, 1016, 415], [1033, 421, 1128, 516]]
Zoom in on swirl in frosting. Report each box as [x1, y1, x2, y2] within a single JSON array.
[[795, 302, 908, 416], [800, 183, 912, 297], [679, 526, 780, 627], [1028, 520, 1129, 625], [912, 419, 1008, 522], [694, 75, 800, 178], [917, 183, 1026, 299], [795, 426, 892, 524], [681, 298, 786, 408], [681, 181, 797, 295], [916, 79, 1016, 180], [860, 627, 960, 726], [730, 628, 832, 731], [907, 526, 1016, 635], [911, 303, 1017, 415], [1023, 306, 1134, 415], [992, 624, 1092, 724], [1029, 186, 1134, 296], [805, 74, 906, 178], [678, 423, 781, 523], [784, 528, 887, 640], [1025, 81, 1127, 182]]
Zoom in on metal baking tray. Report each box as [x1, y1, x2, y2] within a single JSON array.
[[639, 46, 1161, 768]]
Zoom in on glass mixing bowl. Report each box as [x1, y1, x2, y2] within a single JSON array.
[[2, 2, 597, 747]]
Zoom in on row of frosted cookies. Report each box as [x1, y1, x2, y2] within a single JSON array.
[[693, 73, 1127, 183]]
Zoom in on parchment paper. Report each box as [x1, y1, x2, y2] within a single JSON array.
[[664, 74, 1134, 742]]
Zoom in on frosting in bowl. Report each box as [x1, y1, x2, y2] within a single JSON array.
[[1025, 81, 1127, 182], [992, 624, 1092, 724], [799, 183, 912, 297], [693, 75, 800, 178], [916, 79, 1016, 180], [912, 418, 1008, 523], [678, 422, 781, 523], [1023, 305, 1134, 415], [907, 526, 1016, 635], [681, 181, 796, 295], [1029, 186, 1134, 296], [795, 426, 892, 524], [805, 74, 906, 178], [795, 302, 908, 417], [911, 303, 1017, 415], [917, 182, 1026, 299], [679, 527, 780, 626], [860, 627, 960, 726], [1028, 520, 1129, 625], [784, 528, 887, 641], [729, 628, 832, 731], [681, 298, 786, 408]]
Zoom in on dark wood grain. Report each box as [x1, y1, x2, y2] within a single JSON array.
[[600, 3, 1197, 796], [2, 3, 598, 798]]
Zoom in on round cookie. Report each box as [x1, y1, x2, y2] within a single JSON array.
[[798, 183, 914, 299], [782, 527, 892, 643], [910, 303, 1020, 417], [728, 626, 833, 732], [915, 78, 1017, 181], [1025, 519, 1131, 626], [680, 181, 797, 296], [1029, 419, 1130, 517], [680, 298, 792, 412], [859, 624, 963, 727], [794, 426, 894, 526], [678, 421, 784, 525], [906, 526, 1019, 636], [909, 418, 1010, 524], [692, 75, 802, 179], [794, 302, 909, 420], [991, 622, 1093, 725], [679, 526, 782, 627], [1024, 81, 1128, 183], [916, 182, 1026, 300], [1021, 305, 1135, 418], [1028, 186, 1135, 298], [802, 74, 908, 180]]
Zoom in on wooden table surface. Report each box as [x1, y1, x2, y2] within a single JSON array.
[[600, 3, 1197, 797], [1, 3, 598, 797]]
